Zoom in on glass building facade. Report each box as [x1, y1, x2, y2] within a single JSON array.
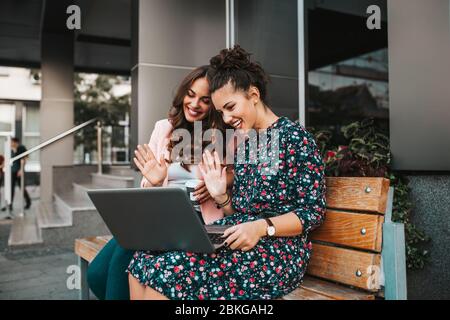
[[232, 0, 388, 147]]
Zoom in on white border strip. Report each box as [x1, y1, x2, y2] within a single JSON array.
[[298, 0, 306, 126]]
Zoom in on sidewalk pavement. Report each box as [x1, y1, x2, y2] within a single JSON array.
[[0, 185, 88, 300]]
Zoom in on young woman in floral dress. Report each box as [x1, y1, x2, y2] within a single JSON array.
[[127, 46, 326, 300]]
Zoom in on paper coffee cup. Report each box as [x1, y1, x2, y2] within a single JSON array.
[[185, 179, 202, 212]]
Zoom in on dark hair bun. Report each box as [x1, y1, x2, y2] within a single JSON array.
[[209, 45, 252, 71], [208, 45, 269, 103]]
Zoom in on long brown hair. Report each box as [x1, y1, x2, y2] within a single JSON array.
[[167, 65, 228, 169]]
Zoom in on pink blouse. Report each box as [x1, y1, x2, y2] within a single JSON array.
[[140, 119, 224, 224]]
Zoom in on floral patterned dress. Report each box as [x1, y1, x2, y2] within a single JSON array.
[[127, 117, 326, 300]]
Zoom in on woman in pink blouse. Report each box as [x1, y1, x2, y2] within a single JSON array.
[[87, 65, 230, 300]]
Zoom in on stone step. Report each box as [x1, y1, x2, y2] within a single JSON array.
[[107, 165, 136, 177], [8, 211, 43, 246], [9, 193, 110, 248], [72, 182, 112, 202], [73, 182, 98, 197], [44, 189, 110, 247], [54, 191, 96, 212], [36, 201, 72, 229], [38, 207, 110, 248], [8, 182, 112, 248], [91, 172, 135, 188]]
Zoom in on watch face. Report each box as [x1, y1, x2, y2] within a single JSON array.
[[267, 226, 276, 236]]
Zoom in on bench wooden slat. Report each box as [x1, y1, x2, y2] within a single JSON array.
[[75, 236, 111, 263], [311, 210, 384, 252], [282, 288, 334, 300], [307, 243, 381, 291], [98, 235, 112, 244], [299, 276, 375, 300], [281, 276, 375, 300], [326, 177, 390, 214]]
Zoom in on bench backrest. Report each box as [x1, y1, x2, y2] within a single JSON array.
[[307, 177, 390, 294]]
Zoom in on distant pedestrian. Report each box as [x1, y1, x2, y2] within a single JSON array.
[[1, 138, 31, 212]]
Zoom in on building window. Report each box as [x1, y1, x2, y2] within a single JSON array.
[[306, 1, 389, 144], [0, 103, 15, 158], [73, 73, 131, 165]]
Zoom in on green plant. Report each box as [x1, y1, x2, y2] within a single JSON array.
[[309, 119, 430, 270], [388, 173, 430, 269], [74, 73, 130, 154]]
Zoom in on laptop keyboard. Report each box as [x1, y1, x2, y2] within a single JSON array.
[[208, 233, 225, 245]]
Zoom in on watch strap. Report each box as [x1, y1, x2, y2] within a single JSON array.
[[264, 218, 275, 237], [265, 218, 274, 227]]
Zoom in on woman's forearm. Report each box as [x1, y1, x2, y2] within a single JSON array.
[[141, 177, 164, 188], [253, 212, 303, 238], [141, 179, 149, 188], [141, 179, 154, 188], [214, 192, 235, 216], [214, 191, 304, 235]]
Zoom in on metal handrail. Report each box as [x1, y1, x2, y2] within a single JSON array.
[[8, 118, 98, 164], [3, 117, 100, 216]]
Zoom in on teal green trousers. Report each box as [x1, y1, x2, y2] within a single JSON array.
[[87, 237, 134, 300]]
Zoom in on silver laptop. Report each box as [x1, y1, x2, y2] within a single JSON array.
[[87, 187, 230, 253]]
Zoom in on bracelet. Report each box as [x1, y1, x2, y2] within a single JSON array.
[[215, 193, 231, 208], [216, 194, 230, 208]]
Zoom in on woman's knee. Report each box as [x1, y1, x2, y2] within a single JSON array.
[[87, 259, 104, 287], [128, 273, 145, 300], [104, 248, 134, 300], [86, 238, 119, 299], [143, 286, 169, 300], [87, 257, 109, 299]]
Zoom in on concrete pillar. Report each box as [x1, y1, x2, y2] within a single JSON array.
[[234, 0, 300, 121], [130, 0, 226, 152], [14, 101, 24, 141], [40, 32, 74, 202], [388, 0, 450, 170]]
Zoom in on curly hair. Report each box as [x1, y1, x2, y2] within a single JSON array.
[[207, 45, 270, 105]]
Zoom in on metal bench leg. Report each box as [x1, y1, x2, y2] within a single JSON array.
[[382, 188, 407, 300], [382, 222, 407, 300], [78, 256, 90, 300]]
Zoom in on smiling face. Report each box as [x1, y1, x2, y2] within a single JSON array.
[[211, 82, 258, 130], [183, 77, 212, 123]]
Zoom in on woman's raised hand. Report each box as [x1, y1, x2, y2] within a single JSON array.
[[134, 144, 168, 186], [198, 150, 227, 200]]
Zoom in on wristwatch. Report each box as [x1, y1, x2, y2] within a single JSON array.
[[264, 218, 276, 237]]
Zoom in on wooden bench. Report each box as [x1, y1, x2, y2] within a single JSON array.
[[75, 177, 407, 300]]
